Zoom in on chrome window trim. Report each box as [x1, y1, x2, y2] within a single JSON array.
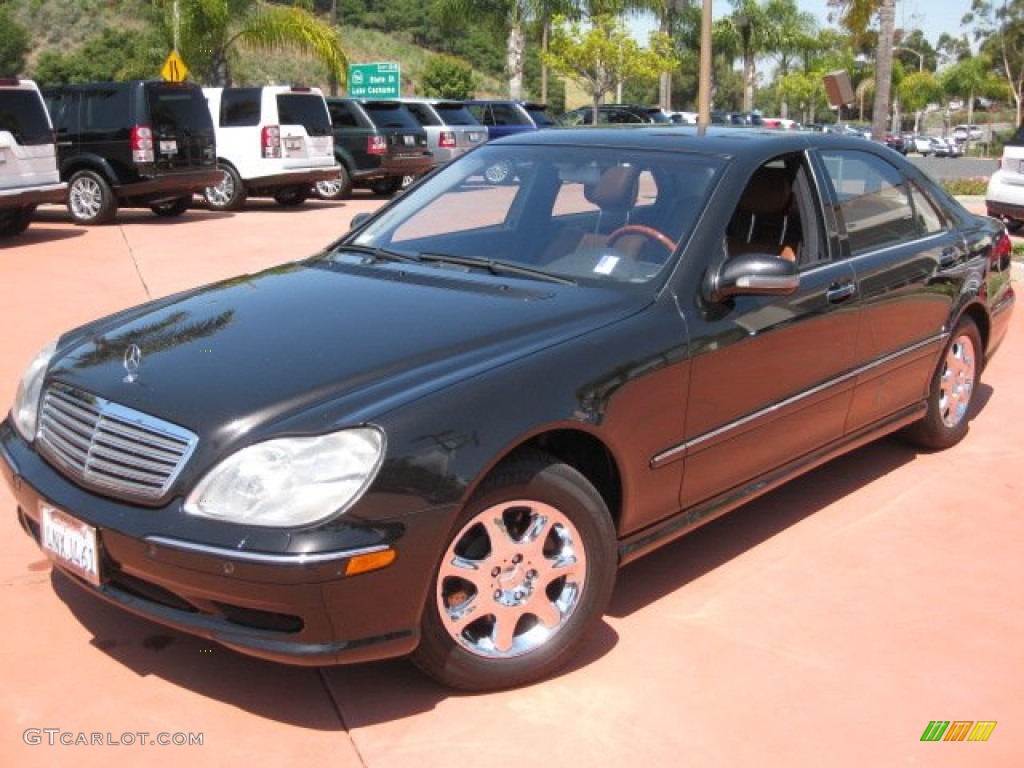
[[651, 332, 946, 468], [144, 535, 389, 566]]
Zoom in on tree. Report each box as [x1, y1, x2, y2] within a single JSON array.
[[898, 70, 943, 133], [32, 27, 165, 84], [420, 55, 479, 99], [164, 0, 347, 87], [941, 55, 1010, 132], [778, 70, 825, 123], [0, 5, 29, 77], [727, 0, 786, 114], [965, 0, 1024, 126], [829, 0, 896, 141], [765, 0, 818, 118], [544, 14, 677, 122]]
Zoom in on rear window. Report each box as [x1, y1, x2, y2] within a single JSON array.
[[432, 103, 479, 126], [362, 102, 421, 130], [0, 89, 52, 146], [147, 86, 213, 136], [277, 93, 331, 136]]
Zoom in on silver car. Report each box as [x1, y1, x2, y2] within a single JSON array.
[[400, 98, 488, 166]]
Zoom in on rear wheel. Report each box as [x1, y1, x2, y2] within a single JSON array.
[[0, 206, 35, 237], [204, 165, 246, 211], [273, 186, 309, 207], [150, 196, 191, 217], [412, 451, 616, 691], [371, 177, 403, 196], [68, 170, 117, 225], [314, 166, 352, 200], [902, 317, 982, 450]]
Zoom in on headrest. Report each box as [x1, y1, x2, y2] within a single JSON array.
[[585, 165, 640, 212], [739, 167, 792, 215]]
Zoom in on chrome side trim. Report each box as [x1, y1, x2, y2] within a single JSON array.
[[144, 535, 388, 566], [651, 333, 946, 468]]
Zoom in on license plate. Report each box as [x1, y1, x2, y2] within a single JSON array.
[[159, 139, 178, 154], [468, 132, 482, 143], [285, 137, 302, 151], [40, 504, 100, 586], [403, 135, 416, 146], [1018, 159, 1024, 174]]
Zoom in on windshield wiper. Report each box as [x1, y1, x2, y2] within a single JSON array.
[[332, 243, 421, 264], [419, 253, 576, 285]]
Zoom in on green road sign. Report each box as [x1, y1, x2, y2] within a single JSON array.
[[348, 62, 401, 99]]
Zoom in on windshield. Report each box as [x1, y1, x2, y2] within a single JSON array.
[[344, 143, 721, 286]]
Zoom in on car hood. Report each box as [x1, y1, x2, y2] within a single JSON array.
[[48, 256, 647, 446]]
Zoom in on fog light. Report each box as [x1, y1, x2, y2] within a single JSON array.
[[345, 549, 396, 576]]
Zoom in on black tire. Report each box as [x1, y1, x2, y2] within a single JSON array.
[[370, 177, 403, 196], [0, 206, 35, 237], [204, 165, 247, 211], [412, 451, 616, 691], [150, 196, 191, 217], [901, 317, 983, 450], [273, 186, 309, 206], [314, 166, 352, 200], [68, 170, 117, 225]]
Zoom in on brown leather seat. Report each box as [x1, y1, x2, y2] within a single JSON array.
[[730, 167, 798, 262]]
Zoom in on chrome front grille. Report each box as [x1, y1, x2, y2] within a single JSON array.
[[36, 384, 198, 500]]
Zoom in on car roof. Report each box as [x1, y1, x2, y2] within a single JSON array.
[[487, 125, 877, 157]]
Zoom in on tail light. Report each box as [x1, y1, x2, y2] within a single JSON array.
[[993, 229, 1012, 271], [130, 125, 154, 163], [367, 136, 387, 155], [439, 131, 456, 149], [261, 125, 281, 158]]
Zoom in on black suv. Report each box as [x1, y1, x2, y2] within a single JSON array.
[[316, 98, 434, 199], [561, 104, 673, 126], [43, 80, 219, 224]]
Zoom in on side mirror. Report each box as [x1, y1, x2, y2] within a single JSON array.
[[707, 253, 799, 303], [350, 211, 372, 230]]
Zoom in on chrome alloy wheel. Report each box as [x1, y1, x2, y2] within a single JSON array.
[[69, 176, 103, 220], [437, 500, 587, 658], [939, 332, 977, 428], [206, 171, 235, 206], [315, 178, 342, 197]]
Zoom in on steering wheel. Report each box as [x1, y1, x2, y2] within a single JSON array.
[[606, 224, 676, 255]]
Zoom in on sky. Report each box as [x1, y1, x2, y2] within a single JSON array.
[[632, 0, 975, 49]]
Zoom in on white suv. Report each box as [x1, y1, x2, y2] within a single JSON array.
[[986, 124, 1024, 231], [0, 78, 66, 237], [203, 85, 339, 210]]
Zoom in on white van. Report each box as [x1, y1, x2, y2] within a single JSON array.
[[0, 78, 66, 237], [202, 85, 338, 210]]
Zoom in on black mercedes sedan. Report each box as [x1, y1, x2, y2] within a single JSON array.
[[2, 127, 1015, 691]]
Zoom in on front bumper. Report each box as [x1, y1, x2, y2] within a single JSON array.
[[1, 418, 455, 666]]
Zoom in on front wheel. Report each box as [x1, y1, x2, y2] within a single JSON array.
[[412, 451, 616, 691], [314, 166, 352, 200], [150, 196, 191, 217], [901, 317, 982, 450], [204, 165, 247, 211]]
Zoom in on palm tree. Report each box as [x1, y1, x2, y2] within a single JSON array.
[[626, 0, 687, 109], [829, 0, 896, 140], [728, 0, 780, 114], [168, 0, 346, 87], [766, 0, 817, 118]]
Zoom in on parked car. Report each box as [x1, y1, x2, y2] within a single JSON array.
[[463, 100, 557, 183], [882, 133, 907, 154], [399, 98, 487, 170], [203, 85, 339, 210], [561, 104, 672, 126], [3, 128, 1014, 692], [986, 121, 1024, 231], [930, 137, 963, 158], [0, 78, 66, 237], [313, 98, 434, 199], [42, 80, 219, 224], [908, 134, 935, 155], [952, 124, 983, 142]]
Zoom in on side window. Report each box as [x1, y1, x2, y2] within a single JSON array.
[[220, 88, 261, 127], [490, 105, 516, 126], [405, 103, 428, 125], [81, 86, 130, 132], [908, 182, 948, 235], [466, 104, 490, 125], [328, 102, 357, 127], [819, 150, 916, 254]]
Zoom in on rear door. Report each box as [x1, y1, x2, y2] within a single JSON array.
[[145, 83, 216, 172], [0, 83, 60, 192], [275, 90, 334, 168]]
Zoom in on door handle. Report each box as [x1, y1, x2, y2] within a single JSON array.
[[826, 281, 857, 303]]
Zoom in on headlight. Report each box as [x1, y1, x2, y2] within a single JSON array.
[[12, 339, 58, 442], [184, 428, 385, 527]]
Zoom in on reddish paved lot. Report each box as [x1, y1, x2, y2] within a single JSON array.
[[1, 199, 1021, 767]]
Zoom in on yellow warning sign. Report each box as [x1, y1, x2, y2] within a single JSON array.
[[161, 51, 189, 82]]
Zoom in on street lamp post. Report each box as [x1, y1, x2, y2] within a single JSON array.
[[893, 45, 926, 134]]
